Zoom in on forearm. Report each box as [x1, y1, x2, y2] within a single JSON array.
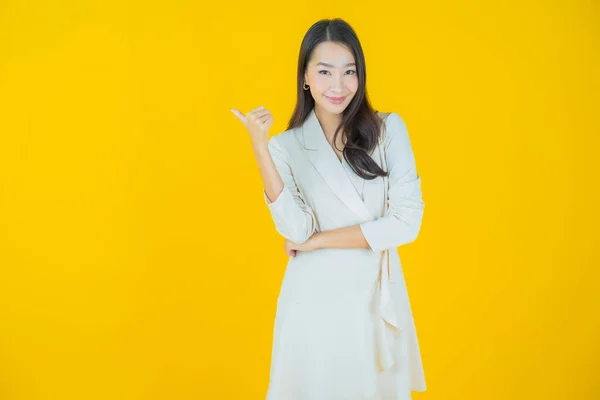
[[312, 224, 372, 250], [252, 143, 284, 203], [257, 140, 318, 244]]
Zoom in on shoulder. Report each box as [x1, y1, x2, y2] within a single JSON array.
[[268, 127, 298, 148], [376, 111, 408, 146], [377, 110, 405, 126], [267, 126, 301, 158], [268, 127, 296, 145]]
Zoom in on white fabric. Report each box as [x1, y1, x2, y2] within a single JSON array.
[[263, 107, 426, 399]]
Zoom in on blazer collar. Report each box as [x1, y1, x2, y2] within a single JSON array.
[[298, 108, 373, 221]]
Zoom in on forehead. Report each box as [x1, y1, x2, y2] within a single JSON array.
[[309, 41, 355, 66]]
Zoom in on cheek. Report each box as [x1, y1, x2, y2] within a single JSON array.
[[311, 74, 330, 92], [346, 76, 359, 92]]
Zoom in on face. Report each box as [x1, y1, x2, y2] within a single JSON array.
[[304, 41, 359, 117]]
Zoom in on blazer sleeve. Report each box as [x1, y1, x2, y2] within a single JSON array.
[[359, 112, 425, 253], [263, 136, 318, 244]]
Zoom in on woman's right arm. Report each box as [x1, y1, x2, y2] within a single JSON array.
[[231, 106, 317, 244], [254, 137, 318, 244], [252, 140, 284, 207]]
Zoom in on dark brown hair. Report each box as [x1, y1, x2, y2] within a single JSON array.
[[287, 18, 388, 180]]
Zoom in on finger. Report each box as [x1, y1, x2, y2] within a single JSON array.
[[252, 109, 271, 119], [248, 113, 270, 125], [247, 107, 270, 118], [247, 105, 265, 116], [258, 114, 271, 124], [230, 108, 246, 123]]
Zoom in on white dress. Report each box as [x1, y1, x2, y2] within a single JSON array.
[[263, 108, 426, 400]]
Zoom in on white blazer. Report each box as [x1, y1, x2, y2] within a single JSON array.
[[263, 107, 426, 398]]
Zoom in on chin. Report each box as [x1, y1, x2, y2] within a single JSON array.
[[319, 102, 348, 114]]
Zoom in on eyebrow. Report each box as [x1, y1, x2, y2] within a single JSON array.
[[316, 62, 356, 68]]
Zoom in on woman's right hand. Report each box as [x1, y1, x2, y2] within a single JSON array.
[[284, 239, 297, 258], [230, 106, 273, 149]]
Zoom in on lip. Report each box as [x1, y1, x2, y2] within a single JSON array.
[[326, 95, 347, 104]]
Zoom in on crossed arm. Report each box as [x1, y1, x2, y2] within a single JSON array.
[[256, 142, 370, 253], [259, 112, 424, 256], [286, 224, 371, 254]]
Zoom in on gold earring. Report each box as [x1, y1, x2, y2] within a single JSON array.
[[303, 82, 310, 90]]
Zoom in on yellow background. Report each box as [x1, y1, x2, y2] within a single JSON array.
[[1, 0, 598, 399]]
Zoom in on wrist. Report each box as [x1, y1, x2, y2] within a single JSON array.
[[311, 232, 323, 250], [252, 141, 269, 156]]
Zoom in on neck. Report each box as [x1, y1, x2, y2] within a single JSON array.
[[314, 106, 344, 143]]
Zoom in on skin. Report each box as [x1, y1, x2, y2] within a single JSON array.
[[231, 41, 372, 257]]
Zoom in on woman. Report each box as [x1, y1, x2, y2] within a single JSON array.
[[231, 18, 426, 400]]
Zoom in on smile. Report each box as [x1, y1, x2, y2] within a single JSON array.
[[326, 95, 347, 104]]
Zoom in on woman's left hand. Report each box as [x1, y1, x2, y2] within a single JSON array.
[[284, 234, 320, 257]]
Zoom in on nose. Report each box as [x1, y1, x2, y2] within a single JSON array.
[[330, 74, 344, 93]]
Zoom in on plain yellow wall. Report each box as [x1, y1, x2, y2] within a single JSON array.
[[1, 0, 598, 399]]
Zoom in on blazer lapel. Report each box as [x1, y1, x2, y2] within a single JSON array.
[[298, 108, 373, 221]]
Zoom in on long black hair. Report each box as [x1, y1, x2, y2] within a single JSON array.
[[287, 18, 389, 180]]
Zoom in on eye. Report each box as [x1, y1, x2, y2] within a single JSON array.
[[318, 69, 356, 75]]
